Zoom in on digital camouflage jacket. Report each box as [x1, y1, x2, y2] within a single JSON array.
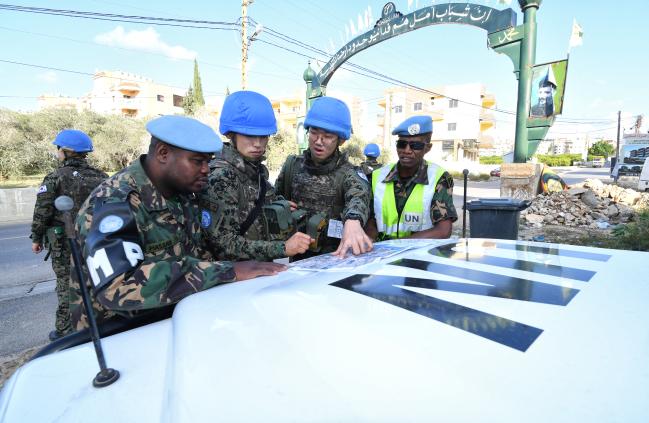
[[70, 155, 236, 329], [201, 143, 286, 261], [275, 149, 371, 254]]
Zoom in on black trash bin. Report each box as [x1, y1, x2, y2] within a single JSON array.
[[465, 198, 531, 240]]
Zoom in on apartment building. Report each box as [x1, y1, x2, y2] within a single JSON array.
[[377, 83, 496, 162], [39, 70, 186, 118]]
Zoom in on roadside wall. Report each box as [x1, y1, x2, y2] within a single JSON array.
[[0, 188, 36, 222]]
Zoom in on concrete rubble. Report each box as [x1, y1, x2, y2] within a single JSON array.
[[520, 179, 649, 229]]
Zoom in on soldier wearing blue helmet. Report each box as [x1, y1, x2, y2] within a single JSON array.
[[360, 143, 382, 179], [366, 115, 457, 240], [31, 129, 108, 341], [275, 96, 373, 259], [69, 115, 284, 330], [201, 90, 312, 261]]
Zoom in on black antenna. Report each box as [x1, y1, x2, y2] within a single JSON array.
[[55, 195, 120, 388]]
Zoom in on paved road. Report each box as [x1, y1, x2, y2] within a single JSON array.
[[0, 220, 56, 356]]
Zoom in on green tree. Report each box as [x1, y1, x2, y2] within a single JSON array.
[[588, 140, 615, 158], [193, 59, 205, 106], [340, 135, 366, 164], [265, 130, 298, 172], [183, 85, 196, 116]]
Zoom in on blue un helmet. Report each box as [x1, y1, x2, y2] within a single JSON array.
[[52, 129, 94, 153], [219, 90, 277, 136], [363, 143, 380, 158], [304, 96, 351, 140], [146, 115, 222, 153]]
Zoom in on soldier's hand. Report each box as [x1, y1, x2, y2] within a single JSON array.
[[284, 232, 313, 256], [332, 219, 373, 258], [233, 260, 287, 281], [287, 200, 298, 211], [32, 242, 43, 254]]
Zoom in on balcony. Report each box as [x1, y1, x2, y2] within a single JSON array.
[[117, 81, 141, 95], [479, 111, 495, 131], [481, 93, 496, 108]]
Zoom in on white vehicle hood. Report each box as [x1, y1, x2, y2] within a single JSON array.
[[1, 238, 648, 422]]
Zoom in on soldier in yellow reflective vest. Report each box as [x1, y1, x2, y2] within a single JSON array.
[[366, 115, 457, 240]]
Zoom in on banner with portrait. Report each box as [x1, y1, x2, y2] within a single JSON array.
[[529, 59, 568, 119]]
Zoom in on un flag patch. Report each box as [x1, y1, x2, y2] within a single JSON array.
[[201, 210, 211, 228]]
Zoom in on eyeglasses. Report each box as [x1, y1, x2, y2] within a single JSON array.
[[308, 129, 338, 143], [396, 139, 427, 151]]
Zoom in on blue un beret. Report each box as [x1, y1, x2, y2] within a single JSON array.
[[392, 115, 433, 136], [146, 115, 222, 153]]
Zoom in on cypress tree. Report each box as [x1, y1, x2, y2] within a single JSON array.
[[193, 59, 205, 106]]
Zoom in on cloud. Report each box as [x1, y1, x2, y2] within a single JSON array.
[[94, 26, 197, 60], [37, 71, 58, 83]]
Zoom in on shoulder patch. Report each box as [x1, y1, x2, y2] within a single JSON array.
[[37, 185, 47, 194], [201, 209, 212, 228], [356, 169, 369, 182], [98, 215, 124, 233]]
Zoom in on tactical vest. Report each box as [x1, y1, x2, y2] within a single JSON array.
[[372, 162, 444, 239], [54, 161, 107, 224]]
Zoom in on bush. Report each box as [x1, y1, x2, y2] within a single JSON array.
[[340, 135, 367, 165], [479, 155, 503, 165], [535, 154, 582, 167], [609, 208, 649, 251], [265, 130, 298, 172], [0, 108, 147, 178]]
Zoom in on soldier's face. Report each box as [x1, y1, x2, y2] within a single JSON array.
[[166, 148, 211, 193], [233, 134, 269, 161], [308, 128, 340, 162], [396, 134, 431, 170]]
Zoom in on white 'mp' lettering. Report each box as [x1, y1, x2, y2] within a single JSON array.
[[86, 248, 114, 287], [123, 241, 144, 266]]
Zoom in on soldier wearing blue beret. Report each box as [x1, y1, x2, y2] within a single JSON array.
[[366, 115, 457, 240], [69, 115, 285, 330]]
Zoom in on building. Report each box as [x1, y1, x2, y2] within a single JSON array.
[[39, 70, 186, 118], [377, 83, 496, 162]]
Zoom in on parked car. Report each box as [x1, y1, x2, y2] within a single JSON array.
[[490, 167, 501, 177], [1, 238, 648, 422]]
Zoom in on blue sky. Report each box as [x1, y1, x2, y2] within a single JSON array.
[[1, 0, 647, 140]]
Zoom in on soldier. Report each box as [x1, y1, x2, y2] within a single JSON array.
[[70, 115, 285, 330], [360, 143, 382, 179], [275, 96, 373, 259], [202, 90, 312, 261], [30, 129, 108, 341], [366, 115, 457, 240]]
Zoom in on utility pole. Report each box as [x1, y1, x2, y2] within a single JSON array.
[[241, 0, 262, 90], [615, 110, 621, 163], [241, 0, 251, 90]]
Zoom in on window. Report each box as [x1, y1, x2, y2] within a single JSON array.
[[449, 99, 458, 108], [172, 94, 183, 107], [123, 94, 132, 99], [156, 94, 165, 102], [430, 97, 436, 106], [448, 123, 457, 131], [413, 102, 422, 111], [394, 105, 403, 113]]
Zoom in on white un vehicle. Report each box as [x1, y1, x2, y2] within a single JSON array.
[[1, 238, 648, 422]]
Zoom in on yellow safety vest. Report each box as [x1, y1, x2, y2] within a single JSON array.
[[372, 162, 444, 239]]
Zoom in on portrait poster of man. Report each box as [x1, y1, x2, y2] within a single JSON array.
[[529, 59, 568, 119]]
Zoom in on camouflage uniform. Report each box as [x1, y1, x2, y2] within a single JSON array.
[[371, 160, 458, 239], [275, 149, 371, 258], [70, 155, 236, 330], [201, 144, 286, 261], [360, 158, 382, 179], [30, 157, 108, 334]]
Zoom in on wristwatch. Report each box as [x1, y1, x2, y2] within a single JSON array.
[[344, 213, 363, 223]]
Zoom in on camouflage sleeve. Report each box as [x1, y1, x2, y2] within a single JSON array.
[[30, 172, 58, 242], [342, 168, 371, 225], [76, 194, 237, 313], [431, 171, 458, 224], [202, 169, 285, 262]]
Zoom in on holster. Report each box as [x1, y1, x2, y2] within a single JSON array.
[[44, 226, 64, 259]]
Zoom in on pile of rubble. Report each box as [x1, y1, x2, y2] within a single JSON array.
[[521, 179, 649, 229]]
